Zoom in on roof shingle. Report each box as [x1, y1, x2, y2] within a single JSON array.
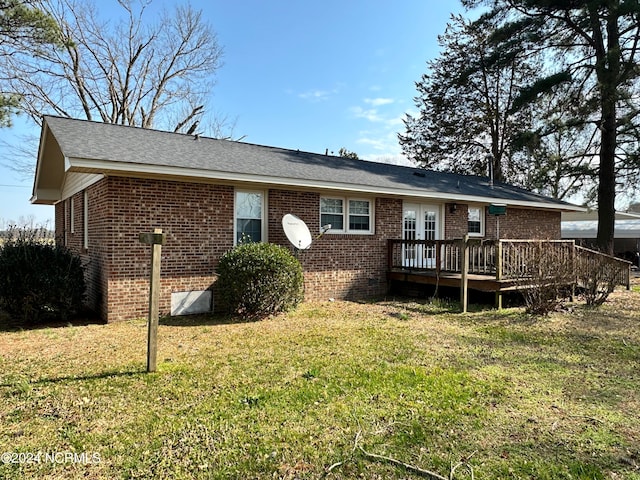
[[42, 115, 580, 209]]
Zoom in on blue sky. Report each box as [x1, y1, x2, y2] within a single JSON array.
[[0, 0, 466, 226]]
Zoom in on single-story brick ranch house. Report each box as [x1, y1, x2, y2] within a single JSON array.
[[31, 116, 584, 322]]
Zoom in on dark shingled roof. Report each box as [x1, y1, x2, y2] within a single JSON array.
[[43, 115, 579, 209]]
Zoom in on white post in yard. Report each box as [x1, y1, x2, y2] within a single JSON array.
[[139, 228, 166, 373]]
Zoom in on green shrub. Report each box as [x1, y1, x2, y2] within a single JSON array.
[[0, 226, 86, 325], [217, 242, 304, 318]]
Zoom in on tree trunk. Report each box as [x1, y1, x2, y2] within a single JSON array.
[[597, 101, 616, 255], [594, 4, 619, 255]]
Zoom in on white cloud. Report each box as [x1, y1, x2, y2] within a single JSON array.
[[356, 129, 402, 154], [350, 106, 384, 123], [366, 153, 414, 167], [364, 97, 394, 107], [297, 85, 342, 102], [347, 98, 416, 165], [385, 113, 405, 127], [356, 136, 388, 150]]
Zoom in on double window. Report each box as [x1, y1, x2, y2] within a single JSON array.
[[320, 197, 373, 234]]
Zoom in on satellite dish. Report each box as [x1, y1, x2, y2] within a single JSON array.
[[282, 214, 312, 250]]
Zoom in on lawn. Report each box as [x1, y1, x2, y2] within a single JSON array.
[[1, 285, 639, 479]]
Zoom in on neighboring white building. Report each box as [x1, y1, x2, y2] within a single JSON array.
[[562, 210, 640, 267]]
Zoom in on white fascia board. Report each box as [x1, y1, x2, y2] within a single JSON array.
[[67, 157, 584, 212], [31, 124, 54, 199], [30, 188, 61, 204]]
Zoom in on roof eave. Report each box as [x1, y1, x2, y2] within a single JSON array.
[[31, 119, 67, 205], [31, 122, 50, 203], [67, 157, 585, 212]]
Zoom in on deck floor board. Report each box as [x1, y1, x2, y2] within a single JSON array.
[[387, 269, 517, 293]]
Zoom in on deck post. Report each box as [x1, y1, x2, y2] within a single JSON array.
[[495, 240, 503, 310], [570, 241, 576, 301], [461, 234, 469, 313]]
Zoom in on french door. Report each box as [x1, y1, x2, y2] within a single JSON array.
[[402, 203, 441, 268]]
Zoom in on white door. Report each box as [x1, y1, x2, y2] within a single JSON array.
[[403, 203, 440, 268]]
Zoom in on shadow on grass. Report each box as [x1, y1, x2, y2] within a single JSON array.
[[159, 313, 263, 327], [0, 368, 145, 389], [0, 315, 106, 333]]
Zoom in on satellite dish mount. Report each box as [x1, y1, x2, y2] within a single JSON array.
[[282, 214, 313, 251], [282, 214, 331, 253]]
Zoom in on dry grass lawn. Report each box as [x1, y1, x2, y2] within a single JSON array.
[[1, 283, 639, 479]]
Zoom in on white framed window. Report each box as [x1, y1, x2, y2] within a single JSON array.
[[348, 199, 371, 231], [235, 190, 265, 244], [70, 197, 75, 234], [63, 199, 68, 246], [83, 190, 89, 250], [320, 197, 373, 234], [320, 197, 344, 231], [467, 205, 484, 236]]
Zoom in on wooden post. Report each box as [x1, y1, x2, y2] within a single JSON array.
[[461, 234, 469, 313], [495, 240, 503, 310], [139, 228, 166, 373], [570, 241, 576, 302]]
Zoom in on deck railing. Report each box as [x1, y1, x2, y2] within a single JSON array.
[[387, 239, 497, 275], [387, 238, 632, 288], [575, 245, 631, 289]]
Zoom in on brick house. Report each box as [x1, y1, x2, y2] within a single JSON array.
[[31, 116, 583, 322]]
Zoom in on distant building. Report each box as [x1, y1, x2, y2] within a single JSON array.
[[562, 210, 640, 267]]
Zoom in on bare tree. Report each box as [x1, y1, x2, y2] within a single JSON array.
[[1, 0, 224, 133]]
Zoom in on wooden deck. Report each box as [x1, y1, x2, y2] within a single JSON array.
[[387, 269, 518, 293], [387, 238, 632, 309]]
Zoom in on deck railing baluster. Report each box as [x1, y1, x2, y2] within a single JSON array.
[[387, 239, 631, 293]]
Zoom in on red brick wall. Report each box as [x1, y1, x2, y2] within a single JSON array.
[[56, 181, 119, 320], [485, 208, 560, 239], [444, 203, 469, 239], [58, 177, 234, 322], [55, 176, 561, 322], [443, 203, 560, 240], [268, 190, 402, 300], [105, 177, 234, 322]]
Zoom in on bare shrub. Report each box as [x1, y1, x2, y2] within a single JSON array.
[[576, 247, 627, 306], [517, 242, 575, 315]]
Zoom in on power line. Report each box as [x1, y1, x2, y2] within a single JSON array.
[[0, 184, 30, 189]]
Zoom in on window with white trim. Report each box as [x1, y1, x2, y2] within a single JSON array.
[[320, 197, 373, 234], [320, 197, 344, 231], [70, 197, 75, 234], [235, 190, 265, 244], [467, 206, 484, 236], [83, 190, 89, 250], [63, 200, 68, 246]]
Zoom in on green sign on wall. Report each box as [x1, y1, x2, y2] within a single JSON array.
[[488, 204, 507, 216]]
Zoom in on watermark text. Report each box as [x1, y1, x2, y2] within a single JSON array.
[[1, 451, 101, 465]]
